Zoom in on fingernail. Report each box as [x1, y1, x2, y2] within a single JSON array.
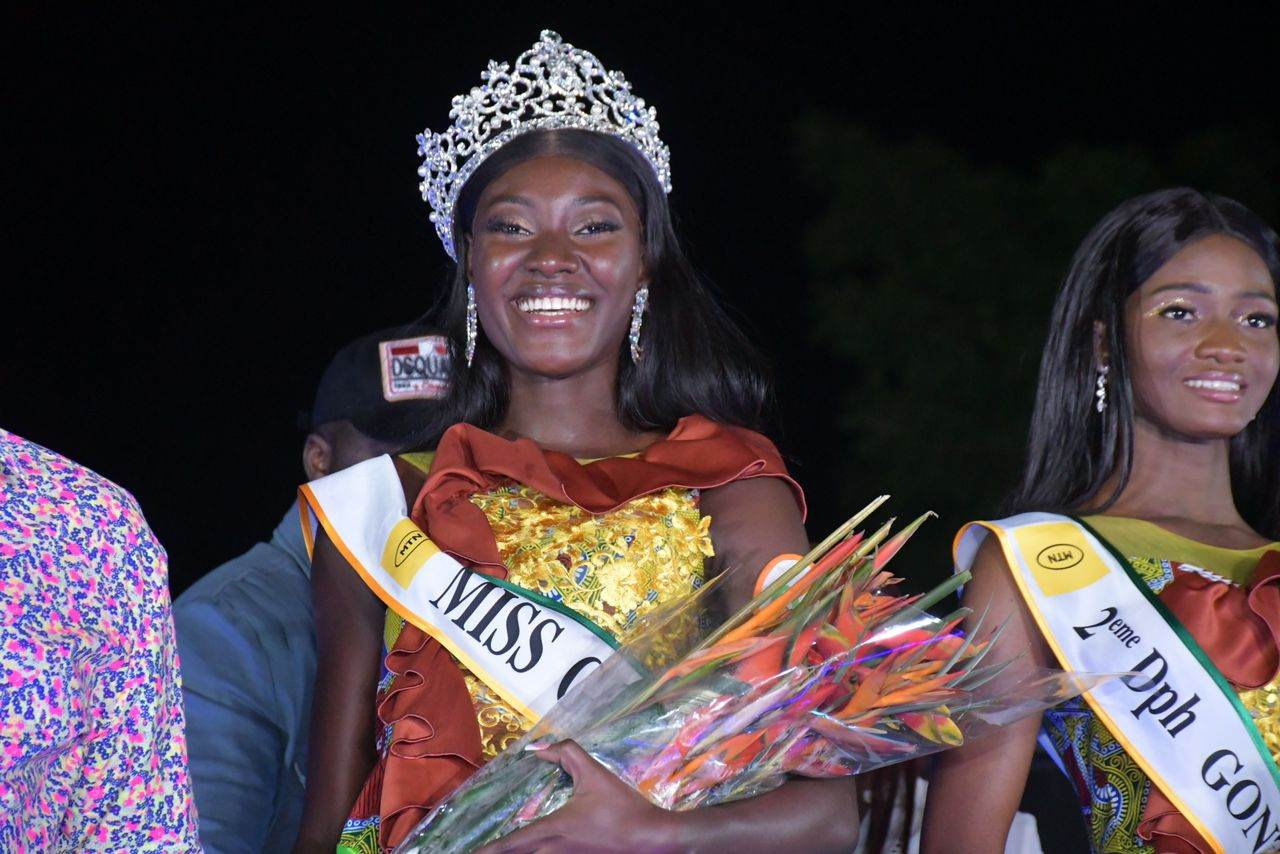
[[524, 740, 549, 751]]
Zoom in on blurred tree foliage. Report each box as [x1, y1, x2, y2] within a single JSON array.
[[796, 119, 1280, 586]]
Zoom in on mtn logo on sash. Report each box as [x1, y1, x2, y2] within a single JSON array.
[[380, 518, 441, 589], [1013, 523, 1108, 597], [1036, 544, 1083, 571]]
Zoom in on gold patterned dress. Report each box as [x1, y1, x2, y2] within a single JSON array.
[[337, 466, 714, 851], [340, 483, 716, 850], [333, 416, 803, 853], [1040, 516, 1280, 853], [381, 480, 712, 759]]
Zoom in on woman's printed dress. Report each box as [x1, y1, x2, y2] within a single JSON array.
[[0, 429, 199, 851], [337, 475, 711, 852]]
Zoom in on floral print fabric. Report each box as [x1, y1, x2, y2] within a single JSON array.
[[0, 430, 198, 851]]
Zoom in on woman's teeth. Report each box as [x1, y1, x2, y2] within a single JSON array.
[[1184, 378, 1242, 392], [515, 296, 592, 314]]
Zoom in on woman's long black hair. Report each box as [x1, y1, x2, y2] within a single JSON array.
[[426, 128, 771, 439], [1006, 188, 1280, 538]]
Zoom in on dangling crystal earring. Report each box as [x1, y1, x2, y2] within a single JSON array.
[[628, 287, 649, 363], [465, 282, 478, 367], [1095, 363, 1110, 413]]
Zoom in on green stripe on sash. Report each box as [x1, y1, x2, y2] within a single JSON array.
[[482, 571, 620, 651]]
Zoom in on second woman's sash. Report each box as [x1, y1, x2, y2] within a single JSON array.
[[955, 513, 1280, 854]]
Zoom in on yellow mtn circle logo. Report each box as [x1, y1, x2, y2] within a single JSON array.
[[1036, 544, 1084, 571], [380, 518, 440, 588], [1013, 524, 1107, 597]]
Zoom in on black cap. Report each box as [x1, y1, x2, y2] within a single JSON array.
[[308, 325, 451, 442]]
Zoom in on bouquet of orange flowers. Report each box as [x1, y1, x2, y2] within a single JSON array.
[[396, 498, 1095, 852]]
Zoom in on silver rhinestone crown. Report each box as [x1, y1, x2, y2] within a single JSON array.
[[416, 30, 672, 260]]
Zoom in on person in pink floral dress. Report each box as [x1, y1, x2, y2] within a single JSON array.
[[0, 429, 199, 850]]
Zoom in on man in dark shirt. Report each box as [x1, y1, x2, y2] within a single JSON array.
[[174, 326, 449, 852]]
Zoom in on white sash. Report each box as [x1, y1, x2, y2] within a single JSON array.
[[956, 513, 1280, 854], [298, 456, 618, 723]]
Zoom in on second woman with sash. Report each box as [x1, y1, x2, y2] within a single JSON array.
[[923, 189, 1280, 854]]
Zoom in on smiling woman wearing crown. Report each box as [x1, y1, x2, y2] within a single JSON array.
[[921, 190, 1280, 854], [292, 31, 858, 853]]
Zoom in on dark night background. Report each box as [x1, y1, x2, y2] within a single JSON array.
[[5, 5, 1279, 601]]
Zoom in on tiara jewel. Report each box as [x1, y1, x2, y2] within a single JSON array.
[[416, 30, 672, 260]]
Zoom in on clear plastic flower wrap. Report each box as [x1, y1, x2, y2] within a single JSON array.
[[395, 498, 1105, 853]]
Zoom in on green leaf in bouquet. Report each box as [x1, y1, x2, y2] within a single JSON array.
[[910, 568, 971, 614], [701, 496, 891, 649], [841, 516, 902, 588], [396, 751, 567, 853], [782, 585, 843, 663], [952, 655, 1018, 693], [871, 510, 937, 571], [953, 617, 1009, 682], [939, 601, 988, 676]]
